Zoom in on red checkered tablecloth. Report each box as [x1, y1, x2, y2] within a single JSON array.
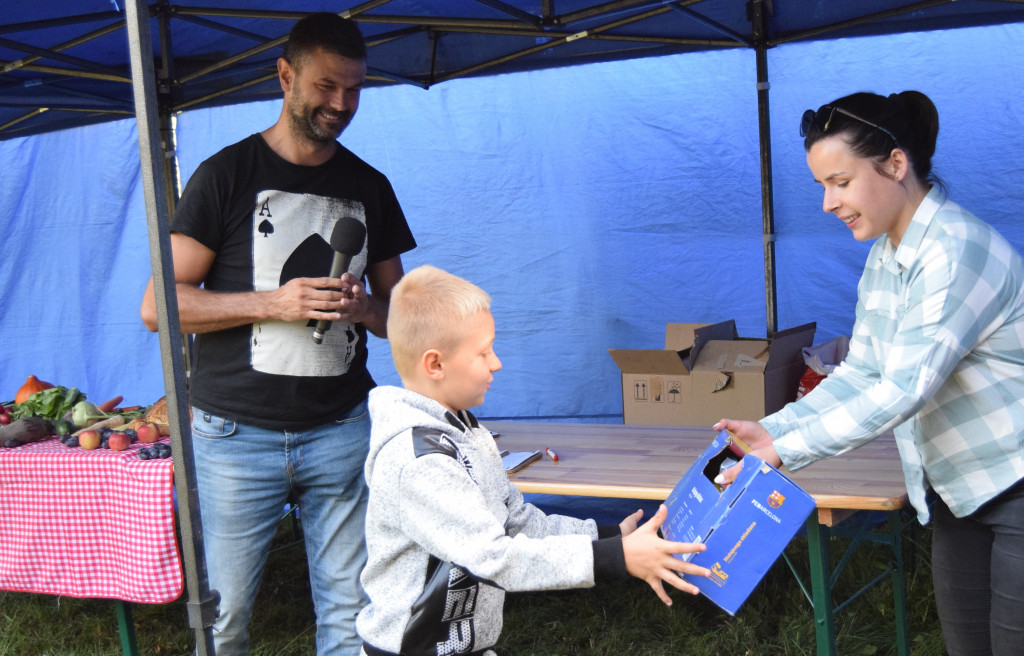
[[0, 437, 183, 604]]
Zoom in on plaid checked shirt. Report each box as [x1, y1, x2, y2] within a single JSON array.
[[763, 186, 1024, 523]]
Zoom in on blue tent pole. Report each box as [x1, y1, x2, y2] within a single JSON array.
[[124, 1, 218, 653], [751, 0, 779, 338]]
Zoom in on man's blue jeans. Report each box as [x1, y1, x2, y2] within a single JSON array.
[[191, 401, 370, 656]]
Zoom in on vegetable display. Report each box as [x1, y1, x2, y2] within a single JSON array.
[[1, 416, 55, 448], [14, 375, 53, 404], [9, 386, 85, 422], [1, 378, 163, 452], [71, 401, 112, 429], [98, 396, 124, 413], [72, 414, 126, 436]]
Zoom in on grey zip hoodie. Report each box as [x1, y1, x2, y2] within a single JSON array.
[[356, 386, 627, 656]]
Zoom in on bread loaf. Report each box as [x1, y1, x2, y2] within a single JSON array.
[[142, 396, 187, 436], [144, 396, 168, 424]]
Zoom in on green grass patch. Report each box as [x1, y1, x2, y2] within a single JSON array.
[[0, 516, 943, 655]]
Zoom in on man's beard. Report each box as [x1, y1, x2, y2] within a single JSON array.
[[287, 98, 351, 145]]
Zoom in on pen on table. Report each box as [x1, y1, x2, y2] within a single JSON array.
[[544, 447, 559, 463]]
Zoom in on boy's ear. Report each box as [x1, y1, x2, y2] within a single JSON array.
[[421, 349, 445, 381]]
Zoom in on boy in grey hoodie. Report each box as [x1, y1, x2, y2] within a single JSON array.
[[357, 265, 710, 656]]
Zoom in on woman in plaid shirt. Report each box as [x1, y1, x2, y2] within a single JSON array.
[[716, 90, 1024, 656]]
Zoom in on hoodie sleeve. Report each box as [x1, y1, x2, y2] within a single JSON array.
[[503, 477, 600, 540], [398, 452, 599, 592]]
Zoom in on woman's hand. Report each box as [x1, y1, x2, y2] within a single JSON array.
[[711, 419, 781, 486], [712, 418, 772, 449]]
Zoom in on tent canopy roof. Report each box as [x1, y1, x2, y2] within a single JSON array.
[[3, 0, 1024, 140]]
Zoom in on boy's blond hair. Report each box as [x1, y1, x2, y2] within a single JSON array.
[[388, 265, 492, 379]]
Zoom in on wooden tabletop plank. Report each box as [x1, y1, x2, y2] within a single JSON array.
[[488, 421, 909, 522]]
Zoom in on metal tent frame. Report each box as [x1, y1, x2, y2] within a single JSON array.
[[4, 1, 1023, 652]]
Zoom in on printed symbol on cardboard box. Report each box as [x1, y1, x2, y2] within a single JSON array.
[[668, 381, 682, 403], [651, 376, 664, 402], [768, 490, 786, 509], [633, 379, 649, 401]]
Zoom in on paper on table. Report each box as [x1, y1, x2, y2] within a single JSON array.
[[502, 450, 541, 473]]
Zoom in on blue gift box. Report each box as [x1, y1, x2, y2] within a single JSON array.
[[661, 429, 816, 615]]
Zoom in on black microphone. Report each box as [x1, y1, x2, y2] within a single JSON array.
[[313, 216, 367, 344]]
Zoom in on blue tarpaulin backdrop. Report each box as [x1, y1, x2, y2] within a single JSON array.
[[1, 23, 1022, 421]]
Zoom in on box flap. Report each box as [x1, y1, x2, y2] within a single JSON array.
[[682, 320, 738, 371], [765, 322, 817, 372], [608, 349, 690, 374], [664, 323, 712, 351]]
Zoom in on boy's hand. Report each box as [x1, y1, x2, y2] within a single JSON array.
[[622, 504, 710, 606], [619, 509, 644, 537]]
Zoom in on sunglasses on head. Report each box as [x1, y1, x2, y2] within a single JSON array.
[[800, 105, 899, 146]]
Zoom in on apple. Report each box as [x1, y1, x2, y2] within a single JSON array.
[[108, 431, 131, 452], [78, 429, 101, 450], [136, 421, 161, 444]]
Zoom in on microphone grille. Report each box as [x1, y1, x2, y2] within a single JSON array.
[[329, 216, 367, 255]]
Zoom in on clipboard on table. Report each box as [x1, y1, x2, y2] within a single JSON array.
[[502, 450, 541, 473]]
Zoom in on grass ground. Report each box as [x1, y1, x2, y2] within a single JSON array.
[[0, 514, 944, 656]]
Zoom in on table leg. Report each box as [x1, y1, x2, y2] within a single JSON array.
[[115, 600, 140, 656], [805, 511, 837, 656], [887, 511, 910, 656]]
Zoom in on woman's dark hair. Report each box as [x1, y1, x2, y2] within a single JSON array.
[[802, 91, 941, 188], [283, 13, 367, 69]]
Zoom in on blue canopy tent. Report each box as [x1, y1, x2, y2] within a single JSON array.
[[2, 2, 1024, 652], [4, 0, 1024, 329], [4, 1, 1024, 403], [5, 1, 1024, 139]]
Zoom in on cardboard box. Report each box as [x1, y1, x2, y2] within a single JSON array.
[[661, 429, 816, 615], [608, 320, 815, 427]]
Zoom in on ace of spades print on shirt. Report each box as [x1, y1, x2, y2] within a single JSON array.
[[249, 190, 368, 378]]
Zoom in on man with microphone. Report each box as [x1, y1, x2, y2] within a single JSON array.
[[140, 14, 415, 656]]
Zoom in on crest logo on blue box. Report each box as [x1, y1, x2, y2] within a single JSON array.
[[662, 429, 816, 615]]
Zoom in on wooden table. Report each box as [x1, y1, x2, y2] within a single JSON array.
[[488, 421, 911, 656]]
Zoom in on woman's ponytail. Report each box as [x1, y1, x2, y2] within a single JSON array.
[[889, 91, 939, 184]]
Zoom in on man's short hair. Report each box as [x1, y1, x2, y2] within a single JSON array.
[[388, 265, 492, 380], [283, 12, 367, 68]]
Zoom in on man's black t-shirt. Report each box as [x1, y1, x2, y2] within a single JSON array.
[[172, 134, 416, 430]]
